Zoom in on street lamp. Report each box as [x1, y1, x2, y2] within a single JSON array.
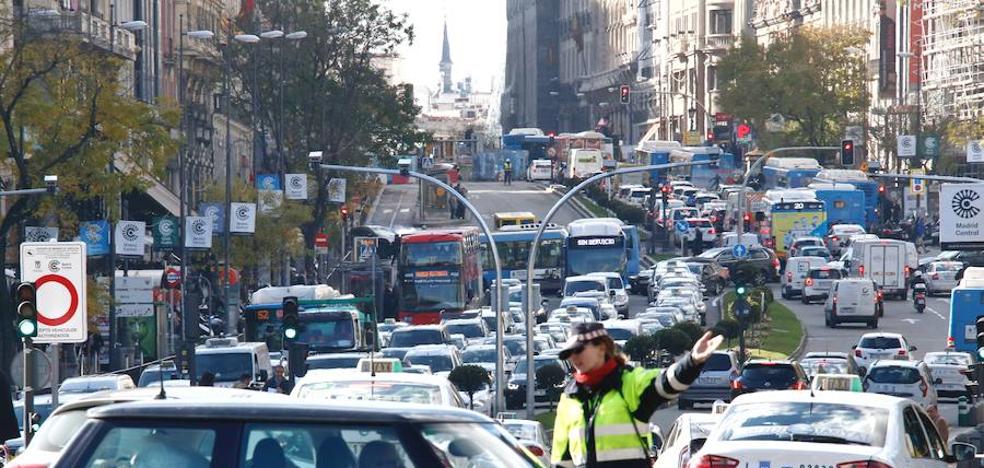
[[688, 107, 697, 131]]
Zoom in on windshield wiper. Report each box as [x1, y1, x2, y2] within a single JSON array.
[[790, 433, 869, 446]]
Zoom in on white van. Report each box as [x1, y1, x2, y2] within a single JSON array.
[[567, 149, 603, 179], [824, 278, 879, 328], [846, 239, 917, 300], [562, 275, 610, 301], [781, 256, 828, 299], [720, 232, 761, 248], [195, 338, 274, 388], [527, 159, 553, 181]]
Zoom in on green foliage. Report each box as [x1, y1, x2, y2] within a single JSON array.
[[671, 321, 704, 345], [652, 328, 692, 356], [717, 27, 869, 151], [623, 334, 657, 362], [713, 318, 741, 340], [583, 185, 647, 225], [448, 365, 491, 410]]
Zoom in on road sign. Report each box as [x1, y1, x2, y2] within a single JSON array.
[[736, 124, 752, 142], [20, 242, 88, 343], [940, 183, 984, 250], [675, 221, 689, 233], [314, 233, 329, 255], [354, 237, 379, 262], [732, 244, 749, 259], [164, 267, 181, 288], [911, 169, 925, 194]]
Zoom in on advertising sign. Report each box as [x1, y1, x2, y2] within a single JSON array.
[[230, 202, 257, 234], [770, 202, 828, 255], [940, 183, 984, 250], [200, 202, 224, 234], [256, 174, 282, 191], [79, 220, 110, 256], [114, 220, 146, 256], [185, 216, 213, 249], [328, 178, 347, 203], [285, 174, 308, 200], [20, 242, 88, 343], [25, 227, 58, 243]]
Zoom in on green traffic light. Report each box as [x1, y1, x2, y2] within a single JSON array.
[[284, 327, 298, 340], [736, 286, 746, 295], [978, 348, 984, 361], [17, 319, 37, 338]]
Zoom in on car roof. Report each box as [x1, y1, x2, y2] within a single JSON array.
[[88, 399, 491, 424], [730, 389, 902, 409], [308, 353, 369, 360], [869, 360, 922, 369], [444, 318, 483, 325], [405, 345, 456, 355], [299, 370, 453, 385], [566, 275, 607, 282], [393, 325, 446, 332], [859, 332, 904, 339], [47, 387, 290, 416], [62, 375, 123, 383], [585, 272, 621, 278]]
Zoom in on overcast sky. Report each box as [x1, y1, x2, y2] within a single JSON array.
[[385, 0, 506, 100]]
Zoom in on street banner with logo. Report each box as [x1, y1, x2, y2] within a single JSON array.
[[200, 202, 224, 234], [328, 178, 347, 203], [153, 216, 179, 249], [940, 183, 984, 250], [114, 221, 146, 256], [185, 216, 213, 249], [256, 174, 281, 191], [79, 220, 110, 256], [25, 226, 58, 243], [920, 134, 940, 159], [258, 189, 283, 214], [230, 202, 257, 234], [968, 140, 984, 163], [897, 135, 916, 158], [285, 174, 308, 200]]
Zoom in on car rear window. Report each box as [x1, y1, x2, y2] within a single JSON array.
[[859, 337, 902, 349], [716, 402, 888, 446], [741, 364, 797, 386], [702, 354, 734, 372], [808, 269, 841, 279], [389, 330, 445, 348], [866, 366, 921, 384], [934, 262, 962, 271], [688, 220, 712, 227]]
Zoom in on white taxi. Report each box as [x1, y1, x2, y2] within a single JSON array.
[[291, 368, 470, 410], [692, 390, 975, 468]]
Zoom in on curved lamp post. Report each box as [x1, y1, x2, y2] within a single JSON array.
[[522, 160, 715, 417], [311, 161, 508, 414]]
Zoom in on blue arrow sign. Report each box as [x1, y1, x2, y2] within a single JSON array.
[[675, 221, 689, 233], [732, 243, 749, 259]]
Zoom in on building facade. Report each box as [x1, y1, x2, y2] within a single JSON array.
[[501, 0, 560, 134]]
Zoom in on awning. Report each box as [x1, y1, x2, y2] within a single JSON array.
[[636, 120, 661, 147], [114, 154, 181, 217]]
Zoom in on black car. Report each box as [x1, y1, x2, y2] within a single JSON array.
[[629, 268, 654, 295], [731, 360, 809, 399], [697, 246, 780, 285], [52, 400, 541, 468], [505, 356, 572, 409], [682, 257, 728, 295]]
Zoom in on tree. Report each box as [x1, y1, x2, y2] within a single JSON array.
[[536, 364, 567, 410], [717, 27, 869, 153], [623, 334, 656, 362], [671, 322, 704, 346], [713, 318, 741, 342], [0, 22, 178, 369], [652, 329, 691, 356], [448, 365, 491, 410]]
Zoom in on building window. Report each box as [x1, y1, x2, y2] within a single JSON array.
[[710, 10, 732, 35]]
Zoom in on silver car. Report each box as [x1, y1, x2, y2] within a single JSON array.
[[678, 351, 738, 409], [925, 261, 962, 295]]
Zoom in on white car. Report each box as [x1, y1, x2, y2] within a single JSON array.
[[853, 332, 916, 373], [692, 390, 973, 467], [500, 419, 552, 466], [586, 272, 630, 317], [403, 344, 463, 378], [863, 360, 939, 411], [780, 256, 828, 299], [292, 369, 471, 410], [801, 265, 848, 304], [654, 413, 721, 468], [56, 374, 137, 403], [673, 217, 717, 247], [826, 223, 867, 256], [562, 275, 609, 299], [923, 351, 974, 399]]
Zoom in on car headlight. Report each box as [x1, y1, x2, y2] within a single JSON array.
[[508, 382, 519, 390]]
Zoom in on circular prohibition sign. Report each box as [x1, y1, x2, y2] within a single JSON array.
[[35, 274, 80, 327]]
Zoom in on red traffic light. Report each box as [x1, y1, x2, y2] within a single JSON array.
[[661, 185, 671, 194], [743, 213, 752, 222], [843, 142, 853, 151], [878, 185, 886, 193]]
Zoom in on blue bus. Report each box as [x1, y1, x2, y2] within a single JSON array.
[[635, 140, 682, 186], [761, 158, 822, 190], [668, 146, 742, 188], [502, 130, 554, 164], [565, 219, 640, 281], [948, 284, 984, 356], [812, 169, 879, 228], [479, 227, 568, 292], [810, 185, 867, 227]]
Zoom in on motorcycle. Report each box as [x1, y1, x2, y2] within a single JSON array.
[[913, 283, 927, 314]]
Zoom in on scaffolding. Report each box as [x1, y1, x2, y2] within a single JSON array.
[[921, 0, 984, 122]]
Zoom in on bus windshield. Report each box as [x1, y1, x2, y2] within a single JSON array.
[[567, 238, 626, 276], [297, 318, 356, 349], [400, 281, 463, 312], [482, 238, 563, 270], [402, 242, 461, 267]]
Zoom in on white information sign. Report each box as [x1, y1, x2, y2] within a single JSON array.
[[285, 174, 308, 200], [940, 183, 984, 248], [20, 242, 88, 343], [897, 135, 917, 158], [968, 140, 984, 163], [185, 216, 213, 248], [230, 202, 257, 234], [114, 221, 146, 256]]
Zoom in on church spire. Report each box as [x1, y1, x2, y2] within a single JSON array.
[[440, 19, 453, 93]]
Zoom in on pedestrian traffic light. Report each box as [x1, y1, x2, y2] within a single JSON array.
[[13, 282, 37, 338], [282, 296, 300, 343], [619, 85, 630, 104], [975, 315, 984, 359], [840, 139, 855, 166]]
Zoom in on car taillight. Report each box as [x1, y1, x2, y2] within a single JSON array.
[[859, 265, 865, 276], [804, 278, 814, 286], [792, 381, 809, 390], [855, 349, 862, 358], [786, 272, 793, 281], [904, 266, 911, 278], [730, 379, 743, 390], [898, 349, 907, 357], [691, 454, 740, 468], [932, 273, 939, 280], [525, 444, 545, 457], [837, 461, 893, 468], [832, 236, 839, 242]]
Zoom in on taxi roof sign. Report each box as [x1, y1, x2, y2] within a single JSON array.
[[357, 357, 403, 374]]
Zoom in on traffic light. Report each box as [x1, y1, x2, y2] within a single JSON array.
[[13, 282, 37, 338], [878, 184, 886, 194], [841, 139, 855, 166], [340, 205, 349, 222], [619, 85, 630, 104], [734, 283, 750, 322], [975, 315, 984, 359], [282, 296, 300, 344], [287, 342, 309, 378]]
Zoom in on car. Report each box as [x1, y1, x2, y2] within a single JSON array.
[[137, 362, 179, 387], [800, 265, 847, 304], [924, 261, 963, 295], [562, 275, 608, 299], [586, 272, 630, 317], [500, 419, 552, 466], [57, 374, 136, 402], [853, 332, 916, 373], [481, 335, 528, 362], [602, 319, 642, 348], [194, 338, 273, 388], [655, 299, 701, 324], [653, 412, 722, 468], [505, 355, 571, 409], [537, 323, 570, 343], [403, 344, 463, 377], [388, 324, 452, 348], [923, 351, 974, 399], [788, 236, 826, 258], [678, 351, 739, 410], [306, 352, 370, 371], [547, 306, 595, 324], [730, 360, 809, 398], [826, 223, 867, 256], [799, 355, 853, 378], [443, 318, 490, 344], [8, 387, 288, 468], [629, 267, 654, 295], [51, 400, 543, 468], [461, 344, 513, 374], [824, 278, 881, 328], [449, 334, 468, 351], [380, 347, 411, 363], [559, 296, 611, 321], [797, 245, 832, 261], [780, 256, 828, 299], [863, 360, 939, 411], [692, 390, 974, 468], [682, 258, 728, 295], [673, 217, 718, 247], [698, 246, 780, 285], [638, 309, 684, 327], [293, 367, 470, 407]]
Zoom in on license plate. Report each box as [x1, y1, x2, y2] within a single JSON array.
[[840, 307, 855, 315], [697, 377, 722, 386], [816, 281, 831, 288], [535, 389, 546, 396]]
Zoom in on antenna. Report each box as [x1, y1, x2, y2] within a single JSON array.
[[154, 361, 170, 400]]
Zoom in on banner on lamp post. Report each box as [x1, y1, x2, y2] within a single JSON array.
[[79, 220, 110, 256], [200, 202, 224, 234], [153, 216, 179, 249], [897, 135, 917, 158], [185, 216, 213, 249], [968, 140, 984, 163], [230, 202, 257, 234], [285, 174, 308, 200], [25, 226, 58, 243], [114, 221, 146, 257]]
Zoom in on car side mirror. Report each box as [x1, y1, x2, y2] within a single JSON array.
[[909, 345, 917, 352], [950, 442, 977, 462]]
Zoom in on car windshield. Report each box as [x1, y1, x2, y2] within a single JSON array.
[[716, 402, 888, 446], [389, 330, 444, 348], [924, 353, 972, 366], [565, 280, 605, 295], [515, 358, 564, 375], [606, 328, 636, 340], [859, 337, 902, 349], [801, 248, 830, 258], [195, 353, 252, 382], [381, 348, 409, 361], [446, 323, 484, 338], [59, 379, 119, 394], [741, 364, 798, 386], [502, 340, 526, 356], [308, 355, 364, 370], [405, 354, 454, 373], [702, 354, 734, 372], [463, 348, 500, 363], [800, 359, 848, 375], [866, 366, 922, 384]]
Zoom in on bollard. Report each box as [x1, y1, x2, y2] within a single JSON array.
[[959, 396, 972, 427]]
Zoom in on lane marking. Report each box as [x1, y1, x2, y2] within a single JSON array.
[[927, 307, 947, 321], [388, 188, 406, 229], [399, 208, 410, 213], [382, 209, 393, 214]]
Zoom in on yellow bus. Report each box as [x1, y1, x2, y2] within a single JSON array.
[[493, 212, 537, 229]]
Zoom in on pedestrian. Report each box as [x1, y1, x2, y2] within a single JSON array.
[[503, 159, 513, 186], [232, 373, 252, 389], [551, 322, 722, 466], [914, 214, 926, 254], [692, 226, 704, 256], [264, 364, 293, 394], [455, 183, 468, 219], [448, 190, 457, 219], [199, 371, 216, 387]]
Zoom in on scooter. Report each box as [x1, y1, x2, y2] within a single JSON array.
[[913, 283, 927, 314]]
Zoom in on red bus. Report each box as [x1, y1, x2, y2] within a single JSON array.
[[397, 228, 483, 324]]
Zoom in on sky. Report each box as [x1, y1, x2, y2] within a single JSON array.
[[385, 0, 506, 101]]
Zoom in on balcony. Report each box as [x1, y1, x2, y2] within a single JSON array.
[[25, 10, 139, 61], [703, 34, 734, 53]]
